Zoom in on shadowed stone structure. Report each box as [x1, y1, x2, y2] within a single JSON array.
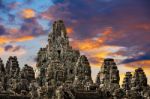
[[0, 20, 150, 99]]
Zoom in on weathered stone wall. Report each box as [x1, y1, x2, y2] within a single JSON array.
[[74, 91, 102, 99], [0, 95, 30, 99], [0, 20, 150, 99]]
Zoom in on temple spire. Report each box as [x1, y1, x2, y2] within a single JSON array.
[[51, 20, 67, 38], [48, 20, 70, 51]]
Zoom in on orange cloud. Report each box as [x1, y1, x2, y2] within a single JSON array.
[[124, 60, 150, 69], [66, 27, 74, 35], [40, 12, 53, 20], [0, 36, 34, 45], [0, 47, 4, 54], [88, 55, 103, 67], [87, 50, 112, 67], [135, 23, 150, 31], [9, 28, 19, 34], [15, 36, 34, 42], [70, 27, 114, 51], [22, 9, 36, 19], [69, 26, 125, 67], [94, 51, 110, 59], [71, 39, 101, 51], [102, 27, 112, 35], [70, 39, 105, 66], [80, 45, 125, 67], [0, 37, 9, 44]]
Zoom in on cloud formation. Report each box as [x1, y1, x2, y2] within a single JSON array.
[[21, 9, 36, 19], [0, 0, 150, 82], [4, 45, 21, 52], [40, 0, 150, 67], [0, 17, 45, 45], [0, 35, 34, 45]]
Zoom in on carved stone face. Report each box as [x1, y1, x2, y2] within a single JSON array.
[[141, 78, 147, 86], [131, 78, 136, 87], [100, 78, 104, 84], [84, 68, 90, 75], [85, 76, 90, 80], [56, 71, 64, 82], [111, 75, 118, 83], [0, 81, 3, 86], [77, 66, 82, 74]]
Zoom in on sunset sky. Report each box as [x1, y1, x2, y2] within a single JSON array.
[[0, 0, 150, 84]]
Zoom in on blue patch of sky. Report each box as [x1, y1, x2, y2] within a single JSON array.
[[19, 0, 54, 12], [37, 19, 50, 30], [15, 35, 48, 65]]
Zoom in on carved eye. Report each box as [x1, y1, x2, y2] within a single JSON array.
[[70, 70, 73, 74]]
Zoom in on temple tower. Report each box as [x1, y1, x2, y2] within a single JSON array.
[[5, 56, 20, 78]]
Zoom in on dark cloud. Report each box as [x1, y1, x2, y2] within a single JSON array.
[[1, 17, 45, 38], [4, 45, 22, 52], [0, 25, 7, 35], [51, 0, 64, 4], [122, 52, 150, 64], [47, 0, 115, 39], [0, 0, 6, 10], [120, 44, 150, 64], [20, 18, 45, 37], [0, 0, 14, 12], [41, 0, 150, 64], [4, 45, 13, 51], [0, 0, 18, 26], [41, 0, 150, 39], [0, 16, 46, 44]]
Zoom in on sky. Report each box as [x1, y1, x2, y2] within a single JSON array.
[[0, 0, 150, 84]]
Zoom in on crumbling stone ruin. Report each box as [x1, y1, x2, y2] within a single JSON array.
[[0, 20, 150, 99], [0, 57, 31, 99]]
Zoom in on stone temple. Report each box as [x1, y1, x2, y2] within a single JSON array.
[[0, 20, 150, 99]]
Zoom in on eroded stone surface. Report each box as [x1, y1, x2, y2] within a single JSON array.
[[0, 20, 150, 99]]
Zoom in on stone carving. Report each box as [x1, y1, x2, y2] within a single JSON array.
[[5, 56, 20, 78], [36, 20, 80, 87], [97, 58, 120, 95], [0, 58, 5, 92], [0, 20, 150, 99], [0, 58, 5, 77], [20, 64, 35, 83], [73, 55, 93, 90], [15, 79, 29, 95], [0, 81, 5, 93], [29, 80, 38, 99], [122, 72, 132, 91]]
